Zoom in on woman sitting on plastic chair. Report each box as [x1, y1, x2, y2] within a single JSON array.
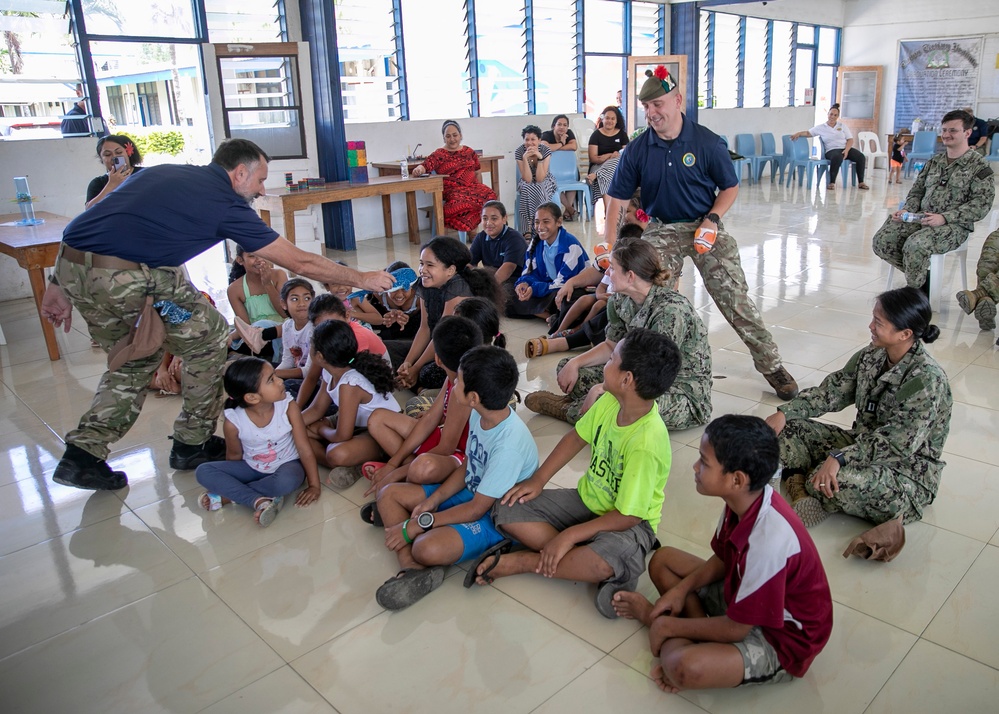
[[791, 104, 869, 191]]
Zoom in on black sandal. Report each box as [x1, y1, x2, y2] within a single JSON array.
[[360, 501, 383, 527]]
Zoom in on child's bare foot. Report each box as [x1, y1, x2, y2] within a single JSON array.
[[612, 591, 655, 624], [651, 663, 681, 694], [474, 550, 536, 586]]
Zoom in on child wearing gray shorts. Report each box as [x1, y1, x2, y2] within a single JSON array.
[[467, 329, 679, 618]]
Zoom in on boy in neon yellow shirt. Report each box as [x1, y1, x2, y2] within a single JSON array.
[[469, 328, 679, 618]]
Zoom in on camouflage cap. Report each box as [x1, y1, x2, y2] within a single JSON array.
[[638, 66, 677, 102]]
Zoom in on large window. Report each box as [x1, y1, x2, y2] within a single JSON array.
[[475, 3, 528, 117], [698, 10, 840, 110], [400, 0, 470, 120], [532, 0, 578, 115], [335, 0, 401, 123], [216, 45, 305, 158]]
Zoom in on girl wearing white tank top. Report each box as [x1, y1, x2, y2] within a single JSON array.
[[302, 319, 401, 489], [195, 357, 321, 527]]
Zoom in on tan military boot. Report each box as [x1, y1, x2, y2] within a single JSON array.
[[786, 473, 830, 528], [955, 286, 988, 315], [524, 391, 572, 423]]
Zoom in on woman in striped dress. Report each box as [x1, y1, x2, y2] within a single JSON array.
[[515, 124, 558, 235]]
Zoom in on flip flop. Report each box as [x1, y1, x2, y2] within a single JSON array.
[[362, 461, 387, 480], [360, 500, 383, 527], [594, 581, 623, 619], [375, 566, 447, 610], [346, 267, 418, 300], [463, 538, 513, 588], [199, 492, 223, 512]]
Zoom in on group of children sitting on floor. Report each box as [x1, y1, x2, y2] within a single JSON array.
[[191, 227, 833, 693]]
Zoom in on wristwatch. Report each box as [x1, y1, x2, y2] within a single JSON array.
[[416, 511, 435, 530], [828, 450, 846, 468], [705, 212, 720, 224]]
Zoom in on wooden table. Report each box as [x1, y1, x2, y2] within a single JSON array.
[[371, 154, 504, 200], [0, 211, 70, 361], [254, 174, 444, 246]]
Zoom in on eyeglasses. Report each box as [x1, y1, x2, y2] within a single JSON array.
[[940, 128, 965, 134]]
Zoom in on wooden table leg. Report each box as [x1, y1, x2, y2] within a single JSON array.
[[405, 191, 419, 243], [382, 195, 393, 240], [27, 266, 60, 360], [283, 211, 296, 245], [431, 189, 445, 243], [259, 208, 271, 227], [487, 158, 500, 197]]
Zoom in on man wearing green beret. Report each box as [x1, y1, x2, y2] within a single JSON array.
[[603, 67, 798, 401]]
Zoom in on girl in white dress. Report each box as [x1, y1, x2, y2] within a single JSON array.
[[196, 357, 321, 527]]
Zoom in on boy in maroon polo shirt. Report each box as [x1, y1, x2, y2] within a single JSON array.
[[612, 414, 832, 692]]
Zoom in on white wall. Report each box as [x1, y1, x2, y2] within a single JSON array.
[[841, 0, 999, 134], [0, 138, 97, 300]]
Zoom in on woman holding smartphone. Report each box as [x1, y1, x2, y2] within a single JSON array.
[[85, 134, 143, 209]]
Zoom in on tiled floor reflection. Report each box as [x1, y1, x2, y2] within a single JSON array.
[[1, 173, 998, 712]]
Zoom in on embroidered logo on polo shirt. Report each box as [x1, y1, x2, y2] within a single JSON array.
[[682, 153, 696, 166]]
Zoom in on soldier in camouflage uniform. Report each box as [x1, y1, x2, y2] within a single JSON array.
[[765, 287, 952, 528], [41, 138, 393, 492], [525, 239, 711, 429], [956, 228, 999, 338], [602, 65, 798, 400], [873, 109, 995, 289]]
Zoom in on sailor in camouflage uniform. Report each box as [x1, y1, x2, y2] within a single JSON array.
[[41, 138, 392, 491], [525, 239, 711, 429], [765, 287, 952, 527], [874, 109, 995, 289], [956, 228, 999, 337]]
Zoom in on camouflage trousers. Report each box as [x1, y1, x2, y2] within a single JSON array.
[[779, 418, 933, 525], [557, 358, 710, 430], [973, 229, 999, 301], [872, 217, 970, 288], [642, 221, 781, 375], [56, 257, 228, 460]]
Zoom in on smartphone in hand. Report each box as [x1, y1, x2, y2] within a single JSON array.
[[113, 156, 128, 172]]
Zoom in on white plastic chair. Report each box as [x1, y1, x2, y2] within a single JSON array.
[[884, 242, 969, 312], [858, 131, 889, 176]]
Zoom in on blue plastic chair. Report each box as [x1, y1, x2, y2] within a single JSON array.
[[818, 137, 857, 187], [903, 131, 937, 178], [735, 134, 777, 184], [759, 133, 781, 182], [720, 135, 752, 184], [549, 150, 592, 221], [785, 137, 829, 189], [777, 134, 796, 184], [986, 138, 999, 165]]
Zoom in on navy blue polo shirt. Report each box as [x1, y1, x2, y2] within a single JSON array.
[[469, 225, 527, 278], [607, 115, 738, 221], [63, 163, 278, 268]]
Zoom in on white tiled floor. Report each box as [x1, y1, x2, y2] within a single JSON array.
[[2, 171, 998, 712]]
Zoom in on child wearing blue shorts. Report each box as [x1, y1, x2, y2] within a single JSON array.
[[375, 345, 538, 610]]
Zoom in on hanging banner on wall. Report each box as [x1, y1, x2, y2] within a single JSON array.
[[893, 36, 983, 133]]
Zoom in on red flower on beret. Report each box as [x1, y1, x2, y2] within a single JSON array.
[[654, 65, 669, 80], [635, 209, 650, 223]]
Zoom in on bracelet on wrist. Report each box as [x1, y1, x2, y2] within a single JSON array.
[[401, 519, 413, 544]]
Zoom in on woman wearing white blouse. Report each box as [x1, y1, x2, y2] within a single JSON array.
[[791, 104, 869, 190]]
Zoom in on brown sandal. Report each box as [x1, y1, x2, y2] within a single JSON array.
[[524, 336, 549, 359]]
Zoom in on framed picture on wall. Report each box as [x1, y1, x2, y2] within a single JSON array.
[[628, 55, 688, 134]]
